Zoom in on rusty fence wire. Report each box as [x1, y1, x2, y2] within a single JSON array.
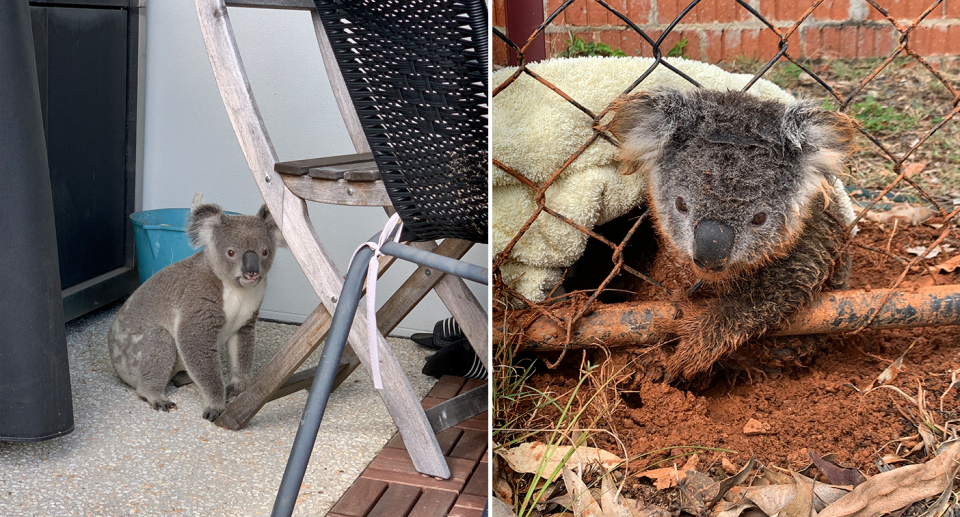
[[492, 0, 960, 361]]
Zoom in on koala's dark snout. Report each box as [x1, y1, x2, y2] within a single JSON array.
[[242, 251, 260, 280], [693, 219, 735, 273]]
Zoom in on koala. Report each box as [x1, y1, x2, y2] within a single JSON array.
[[606, 88, 855, 380], [108, 202, 283, 421]]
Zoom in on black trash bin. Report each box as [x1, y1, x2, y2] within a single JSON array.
[[0, 0, 74, 441]]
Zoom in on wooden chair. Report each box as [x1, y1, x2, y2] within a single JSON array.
[[194, 0, 488, 481]]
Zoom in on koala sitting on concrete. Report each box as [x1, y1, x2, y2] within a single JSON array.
[[108, 201, 282, 421], [607, 88, 855, 380]]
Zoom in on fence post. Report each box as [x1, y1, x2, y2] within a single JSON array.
[[506, 0, 546, 64]]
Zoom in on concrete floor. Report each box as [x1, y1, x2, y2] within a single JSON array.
[[0, 303, 439, 516]]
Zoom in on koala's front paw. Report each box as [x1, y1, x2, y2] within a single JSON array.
[[658, 303, 750, 380], [202, 406, 225, 422]]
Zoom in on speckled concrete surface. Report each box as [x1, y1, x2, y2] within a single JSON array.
[[0, 303, 438, 516]]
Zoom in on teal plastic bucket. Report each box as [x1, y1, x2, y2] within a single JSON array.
[[129, 208, 238, 284], [130, 209, 196, 284]]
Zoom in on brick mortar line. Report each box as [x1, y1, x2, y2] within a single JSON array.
[[542, 18, 960, 33]]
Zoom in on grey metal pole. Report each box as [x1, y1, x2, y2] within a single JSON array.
[[381, 241, 488, 285], [272, 244, 375, 516]]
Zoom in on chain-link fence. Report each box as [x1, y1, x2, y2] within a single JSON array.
[[492, 0, 960, 363]]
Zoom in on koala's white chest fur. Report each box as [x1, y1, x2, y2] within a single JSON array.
[[219, 280, 267, 343]]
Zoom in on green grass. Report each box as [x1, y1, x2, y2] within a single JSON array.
[[558, 36, 626, 58], [496, 361, 608, 517], [667, 38, 688, 58]]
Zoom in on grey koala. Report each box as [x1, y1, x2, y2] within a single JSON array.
[[607, 88, 856, 379], [108, 202, 283, 421]]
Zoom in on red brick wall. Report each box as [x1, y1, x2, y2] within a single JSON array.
[[493, 0, 960, 65]]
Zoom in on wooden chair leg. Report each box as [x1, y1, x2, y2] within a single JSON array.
[[435, 275, 489, 371]]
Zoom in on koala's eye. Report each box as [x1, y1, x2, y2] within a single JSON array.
[[751, 212, 768, 226], [227, 249, 236, 258], [675, 197, 688, 213], [262, 250, 269, 257]]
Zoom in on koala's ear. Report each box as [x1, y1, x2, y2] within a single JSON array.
[[188, 203, 224, 249], [257, 204, 287, 248], [781, 101, 856, 177], [607, 88, 700, 173]]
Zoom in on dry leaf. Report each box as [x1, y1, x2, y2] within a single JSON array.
[[818, 441, 960, 517], [808, 450, 867, 488], [741, 483, 849, 515], [600, 473, 633, 517], [879, 454, 909, 466], [715, 501, 758, 517], [905, 245, 954, 259], [918, 470, 956, 517], [627, 503, 672, 517], [496, 442, 624, 482], [638, 454, 699, 490], [779, 471, 815, 517], [562, 467, 603, 517], [871, 340, 916, 388], [929, 255, 960, 274], [863, 205, 937, 226], [903, 161, 928, 178], [712, 457, 756, 505], [490, 496, 518, 517]]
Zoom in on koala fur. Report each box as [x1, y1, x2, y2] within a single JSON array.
[[108, 203, 283, 421], [606, 88, 856, 380]]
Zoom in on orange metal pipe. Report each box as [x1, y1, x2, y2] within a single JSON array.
[[496, 285, 960, 352]]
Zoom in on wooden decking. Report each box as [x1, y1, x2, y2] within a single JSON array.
[[328, 376, 489, 517]]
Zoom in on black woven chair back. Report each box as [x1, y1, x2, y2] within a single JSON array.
[[314, 0, 488, 243]]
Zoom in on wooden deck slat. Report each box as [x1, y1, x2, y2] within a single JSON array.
[[453, 494, 487, 510], [428, 376, 467, 399], [448, 430, 487, 462], [329, 478, 388, 516], [365, 449, 475, 483], [407, 489, 459, 517], [421, 397, 446, 409], [462, 463, 488, 498], [387, 427, 463, 456], [456, 413, 487, 431], [459, 378, 486, 395], [361, 467, 466, 493], [367, 484, 423, 517]]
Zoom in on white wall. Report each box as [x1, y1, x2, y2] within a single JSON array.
[[141, 1, 487, 335]]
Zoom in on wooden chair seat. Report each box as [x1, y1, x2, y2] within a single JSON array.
[[275, 152, 380, 181], [275, 152, 390, 206]]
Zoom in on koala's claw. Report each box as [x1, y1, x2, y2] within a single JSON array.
[[153, 400, 176, 412], [202, 407, 224, 422]]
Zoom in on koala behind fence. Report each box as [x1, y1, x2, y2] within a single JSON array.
[[606, 88, 856, 380], [108, 202, 283, 421]]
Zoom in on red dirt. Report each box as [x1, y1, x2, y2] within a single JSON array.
[[509, 218, 960, 488]]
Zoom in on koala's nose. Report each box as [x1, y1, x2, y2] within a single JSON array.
[[242, 251, 260, 279], [693, 219, 735, 273]]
